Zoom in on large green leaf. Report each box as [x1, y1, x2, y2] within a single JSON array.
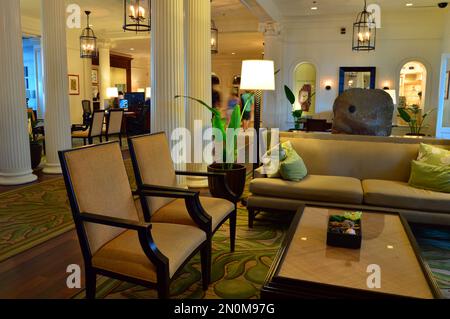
[[397, 108, 411, 123], [284, 85, 296, 105]]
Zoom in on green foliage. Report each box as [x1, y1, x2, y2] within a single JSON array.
[[397, 105, 435, 135], [292, 110, 303, 120], [175, 95, 252, 169], [284, 85, 296, 105]]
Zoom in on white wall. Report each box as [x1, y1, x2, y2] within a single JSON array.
[[274, 10, 446, 135]]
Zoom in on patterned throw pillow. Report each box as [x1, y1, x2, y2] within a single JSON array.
[[417, 143, 450, 166]]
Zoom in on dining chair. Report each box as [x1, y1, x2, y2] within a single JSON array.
[[58, 142, 211, 299], [104, 109, 124, 147], [128, 133, 237, 279], [71, 110, 105, 145]]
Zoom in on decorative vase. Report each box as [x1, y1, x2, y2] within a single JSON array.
[[207, 163, 247, 201]]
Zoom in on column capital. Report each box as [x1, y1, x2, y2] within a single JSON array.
[[98, 39, 111, 50], [258, 22, 283, 36]]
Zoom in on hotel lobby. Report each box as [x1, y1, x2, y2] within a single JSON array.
[[0, 0, 450, 303]]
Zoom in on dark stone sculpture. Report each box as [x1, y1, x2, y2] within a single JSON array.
[[332, 89, 394, 136]]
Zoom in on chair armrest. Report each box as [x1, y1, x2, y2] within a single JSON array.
[[138, 185, 212, 232], [79, 212, 151, 232], [139, 184, 199, 199], [80, 212, 170, 270], [175, 171, 226, 178]]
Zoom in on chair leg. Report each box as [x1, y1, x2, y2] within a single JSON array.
[[200, 240, 212, 289], [99, 136, 103, 143], [83, 138, 87, 146], [85, 270, 96, 300], [119, 134, 122, 147], [230, 208, 237, 252], [157, 279, 170, 299], [248, 208, 255, 228]]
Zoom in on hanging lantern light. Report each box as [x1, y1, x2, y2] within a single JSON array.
[[123, 0, 151, 32], [80, 11, 97, 59], [352, 0, 376, 51], [211, 19, 219, 54]]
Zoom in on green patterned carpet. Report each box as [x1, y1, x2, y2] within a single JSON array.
[[1, 160, 449, 298]]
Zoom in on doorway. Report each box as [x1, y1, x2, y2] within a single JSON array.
[[399, 61, 427, 109]]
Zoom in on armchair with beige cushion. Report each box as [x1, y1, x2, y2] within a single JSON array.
[[128, 133, 237, 259], [71, 110, 105, 145], [59, 142, 211, 299], [104, 109, 124, 147]]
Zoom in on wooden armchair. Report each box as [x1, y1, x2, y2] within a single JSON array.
[[71, 110, 105, 145], [104, 109, 124, 147], [128, 133, 237, 272], [58, 142, 211, 299]]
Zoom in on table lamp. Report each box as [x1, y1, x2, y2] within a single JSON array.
[[240, 60, 275, 171]]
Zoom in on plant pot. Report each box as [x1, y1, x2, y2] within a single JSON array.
[[30, 142, 43, 170], [207, 163, 247, 200]]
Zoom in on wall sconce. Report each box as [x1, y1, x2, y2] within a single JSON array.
[[324, 80, 333, 91], [382, 81, 391, 90]]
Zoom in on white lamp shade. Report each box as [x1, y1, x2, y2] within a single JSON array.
[[145, 87, 151, 99], [240, 60, 275, 91], [385, 89, 397, 105], [137, 88, 145, 93], [106, 87, 118, 98]]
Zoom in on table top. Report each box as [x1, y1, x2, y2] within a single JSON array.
[[265, 206, 441, 299]]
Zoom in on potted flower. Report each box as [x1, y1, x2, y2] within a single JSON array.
[[175, 95, 248, 199], [397, 105, 435, 137]]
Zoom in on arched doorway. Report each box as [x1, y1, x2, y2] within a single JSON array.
[[399, 61, 427, 109], [293, 62, 317, 115]]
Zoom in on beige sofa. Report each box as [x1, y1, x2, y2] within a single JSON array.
[[248, 133, 450, 226]]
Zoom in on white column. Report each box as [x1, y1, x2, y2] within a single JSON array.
[[0, 0, 37, 185], [82, 58, 92, 103], [151, 1, 185, 137], [98, 40, 111, 109], [41, 0, 72, 174], [184, 0, 212, 187], [260, 22, 283, 129]]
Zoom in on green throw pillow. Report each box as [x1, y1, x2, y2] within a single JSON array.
[[279, 148, 308, 182], [409, 161, 450, 193], [417, 143, 450, 166]]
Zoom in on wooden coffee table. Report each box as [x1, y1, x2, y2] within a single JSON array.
[[261, 206, 442, 299]]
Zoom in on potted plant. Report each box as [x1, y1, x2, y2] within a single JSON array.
[[285, 85, 306, 130], [27, 115, 43, 170], [175, 95, 249, 199], [397, 105, 435, 137]]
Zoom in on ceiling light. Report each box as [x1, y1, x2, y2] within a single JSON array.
[[211, 19, 219, 54], [406, 3, 413, 6], [311, 7, 318, 10], [123, 0, 151, 33], [352, 0, 376, 52], [231, 52, 236, 55], [80, 11, 97, 59], [130, 48, 135, 51]]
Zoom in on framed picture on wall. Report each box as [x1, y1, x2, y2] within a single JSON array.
[[68, 74, 80, 95], [445, 71, 450, 100], [91, 69, 98, 84]]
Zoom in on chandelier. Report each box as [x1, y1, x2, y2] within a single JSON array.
[[123, 0, 151, 32], [352, 0, 376, 51], [80, 11, 97, 58]]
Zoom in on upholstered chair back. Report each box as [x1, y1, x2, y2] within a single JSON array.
[[62, 142, 139, 254], [90, 111, 105, 137], [108, 110, 123, 135], [129, 133, 178, 215]]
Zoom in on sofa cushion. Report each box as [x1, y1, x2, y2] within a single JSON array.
[[363, 180, 450, 213], [250, 175, 363, 205]]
